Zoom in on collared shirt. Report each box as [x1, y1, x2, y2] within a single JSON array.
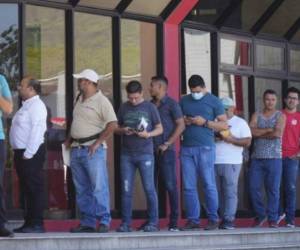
[[9, 95, 47, 159], [0, 75, 12, 140], [70, 90, 117, 147], [151, 95, 183, 150]]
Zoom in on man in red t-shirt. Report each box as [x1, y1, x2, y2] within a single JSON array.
[[280, 87, 300, 228]]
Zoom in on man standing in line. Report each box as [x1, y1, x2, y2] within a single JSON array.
[[249, 89, 285, 228], [0, 74, 13, 237], [10, 77, 47, 233], [149, 76, 185, 231], [66, 69, 117, 233], [115, 80, 162, 232], [180, 75, 227, 230], [279, 87, 300, 227], [215, 97, 251, 229]]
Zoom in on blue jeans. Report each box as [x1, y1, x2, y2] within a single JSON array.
[[249, 159, 282, 222], [215, 164, 242, 222], [280, 157, 299, 224], [120, 153, 158, 226], [154, 149, 179, 225], [70, 146, 111, 228], [180, 146, 218, 224]]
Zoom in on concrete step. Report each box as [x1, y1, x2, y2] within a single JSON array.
[[1, 228, 300, 250]]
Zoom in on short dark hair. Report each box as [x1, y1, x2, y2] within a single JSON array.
[[263, 89, 277, 99], [126, 80, 142, 94], [27, 78, 41, 94], [151, 75, 168, 85], [285, 87, 300, 99], [188, 75, 205, 88]]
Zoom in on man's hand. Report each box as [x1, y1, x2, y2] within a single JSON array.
[[158, 144, 168, 153], [122, 127, 136, 136], [137, 130, 150, 139], [191, 115, 206, 126], [63, 138, 72, 149], [184, 116, 193, 125], [88, 141, 102, 156]]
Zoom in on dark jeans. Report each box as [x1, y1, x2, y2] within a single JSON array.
[[0, 140, 7, 227], [154, 149, 179, 225], [14, 144, 46, 226]]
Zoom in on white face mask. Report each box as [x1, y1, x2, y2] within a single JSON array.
[[191, 92, 204, 100]]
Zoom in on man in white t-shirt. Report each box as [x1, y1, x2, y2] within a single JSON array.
[[215, 97, 252, 229]]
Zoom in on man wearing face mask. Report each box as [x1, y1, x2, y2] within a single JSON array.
[[180, 75, 227, 231]]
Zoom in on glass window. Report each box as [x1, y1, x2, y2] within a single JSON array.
[[254, 78, 282, 111], [184, 29, 211, 92], [74, 12, 115, 209], [260, 0, 300, 37], [224, 0, 273, 31], [121, 19, 156, 210], [220, 38, 252, 69], [186, 0, 231, 25], [290, 49, 300, 74], [291, 29, 300, 44], [25, 5, 67, 216], [126, 0, 171, 16], [121, 19, 156, 101], [219, 73, 249, 121], [256, 44, 284, 71], [78, 0, 121, 10]]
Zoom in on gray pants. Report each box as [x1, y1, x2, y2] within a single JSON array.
[[215, 164, 242, 222]]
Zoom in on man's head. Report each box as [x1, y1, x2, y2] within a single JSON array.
[[221, 97, 235, 118], [126, 80, 144, 106], [149, 75, 168, 99], [284, 87, 300, 112], [73, 69, 100, 93], [188, 75, 206, 100], [18, 76, 41, 100], [263, 89, 277, 111]]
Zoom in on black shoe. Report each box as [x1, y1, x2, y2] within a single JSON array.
[[204, 220, 219, 230], [0, 227, 14, 237], [20, 225, 45, 233], [116, 223, 132, 233], [180, 221, 200, 231], [219, 220, 235, 230], [98, 223, 109, 233], [70, 225, 96, 233], [137, 221, 148, 231]]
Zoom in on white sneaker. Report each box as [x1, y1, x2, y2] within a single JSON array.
[[277, 213, 286, 224], [286, 223, 295, 228]]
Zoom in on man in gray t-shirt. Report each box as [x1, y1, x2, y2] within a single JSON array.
[[115, 80, 163, 233]]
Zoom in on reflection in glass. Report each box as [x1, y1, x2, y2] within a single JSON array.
[[74, 12, 115, 209], [186, 0, 231, 24], [78, 0, 121, 10], [121, 19, 156, 101], [121, 19, 156, 209], [224, 0, 273, 30], [290, 49, 300, 73], [255, 78, 282, 111], [126, 0, 171, 16], [220, 38, 252, 68], [184, 29, 211, 92], [219, 73, 249, 121], [261, 0, 300, 37], [25, 5, 68, 216], [256, 44, 284, 71]]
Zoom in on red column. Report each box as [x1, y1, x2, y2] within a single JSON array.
[[163, 0, 199, 221]]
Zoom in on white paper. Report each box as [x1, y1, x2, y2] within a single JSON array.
[[61, 144, 71, 166]]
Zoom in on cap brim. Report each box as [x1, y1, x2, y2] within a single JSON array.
[[73, 73, 82, 79]]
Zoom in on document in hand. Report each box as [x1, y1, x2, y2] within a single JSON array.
[[61, 144, 71, 166]]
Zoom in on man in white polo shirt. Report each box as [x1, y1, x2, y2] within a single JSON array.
[[10, 77, 47, 233], [65, 69, 117, 233], [215, 97, 252, 229]]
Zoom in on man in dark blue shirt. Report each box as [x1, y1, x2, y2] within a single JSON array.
[[115, 80, 163, 232], [180, 75, 227, 230], [149, 76, 185, 231]]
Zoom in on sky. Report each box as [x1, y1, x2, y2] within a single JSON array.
[[0, 4, 18, 33]]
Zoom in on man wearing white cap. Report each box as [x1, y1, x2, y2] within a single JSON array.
[[65, 69, 117, 233], [215, 97, 251, 229]]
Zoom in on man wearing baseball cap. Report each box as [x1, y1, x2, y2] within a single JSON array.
[[215, 97, 251, 229], [65, 69, 117, 233]]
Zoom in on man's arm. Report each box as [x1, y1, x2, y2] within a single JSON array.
[[223, 136, 252, 147], [165, 118, 185, 145], [249, 112, 273, 138], [137, 123, 163, 139], [0, 95, 13, 115], [89, 121, 118, 155], [261, 113, 285, 139], [190, 114, 228, 131]]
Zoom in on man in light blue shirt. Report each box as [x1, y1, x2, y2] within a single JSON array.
[[0, 74, 13, 237]]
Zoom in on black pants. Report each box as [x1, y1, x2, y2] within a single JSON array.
[[0, 140, 7, 227], [14, 144, 46, 226]]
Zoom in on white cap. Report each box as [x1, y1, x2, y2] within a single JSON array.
[[221, 97, 235, 108], [73, 69, 101, 83]]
